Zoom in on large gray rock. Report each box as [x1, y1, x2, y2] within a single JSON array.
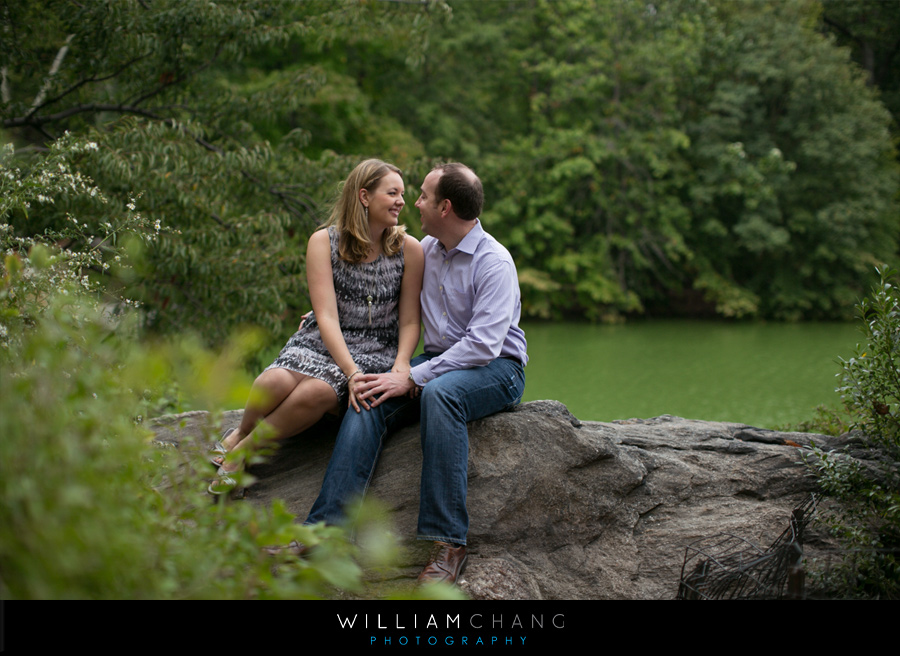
[[150, 400, 831, 600]]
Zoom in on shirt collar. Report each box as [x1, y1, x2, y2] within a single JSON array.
[[450, 219, 483, 255]]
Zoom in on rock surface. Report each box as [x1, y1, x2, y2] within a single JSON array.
[[150, 400, 833, 600]]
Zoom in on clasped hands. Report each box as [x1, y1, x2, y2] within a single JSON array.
[[348, 369, 419, 413]]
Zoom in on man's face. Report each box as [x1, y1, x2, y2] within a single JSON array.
[[415, 170, 444, 237]]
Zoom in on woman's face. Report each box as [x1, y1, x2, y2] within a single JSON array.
[[363, 172, 405, 230]]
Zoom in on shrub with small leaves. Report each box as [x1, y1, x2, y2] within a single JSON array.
[[804, 267, 900, 598], [838, 268, 900, 453], [0, 133, 159, 351], [0, 284, 363, 599]]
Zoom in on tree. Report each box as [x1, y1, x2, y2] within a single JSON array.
[[681, 0, 899, 319], [476, 0, 701, 320], [7, 0, 893, 329], [1, 0, 440, 347], [359, 0, 899, 322], [821, 0, 900, 137]]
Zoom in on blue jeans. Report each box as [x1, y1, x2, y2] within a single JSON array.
[[305, 353, 525, 545]]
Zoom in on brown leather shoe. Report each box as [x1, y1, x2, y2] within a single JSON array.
[[417, 541, 467, 585]]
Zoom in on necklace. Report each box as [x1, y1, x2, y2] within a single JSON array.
[[366, 256, 380, 325]]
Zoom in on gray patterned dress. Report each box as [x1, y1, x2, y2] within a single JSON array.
[[265, 226, 406, 407]]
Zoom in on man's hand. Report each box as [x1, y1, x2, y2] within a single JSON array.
[[355, 371, 417, 407]]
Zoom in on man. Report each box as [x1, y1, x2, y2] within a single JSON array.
[[305, 162, 527, 584]]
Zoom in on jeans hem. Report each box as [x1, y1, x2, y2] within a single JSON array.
[[417, 534, 467, 547]]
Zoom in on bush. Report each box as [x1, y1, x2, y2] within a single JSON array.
[[0, 290, 464, 599], [838, 268, 900, 451], [0, 137, 462, 599], [804, 267, 900, 598], [0, 286, 363, 599]]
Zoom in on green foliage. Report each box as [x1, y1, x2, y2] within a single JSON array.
[[359, 0, 899, 322], [0, 285, 355, 599], [0, 275, 463, 600], [1, 0, 441, 350], [838, 269, 900, 447], [804, 267, 900, 598], [0, 138, 349, 598], [682, 0, 900, 320], [821, 0, 900, 143], [0, 131, 460, 600], [3, 0, 898, 326], [0, 132, 154, 350], [778, 404, 852, 437]]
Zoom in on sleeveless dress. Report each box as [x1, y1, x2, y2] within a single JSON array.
[[264, 226, 405, 407]]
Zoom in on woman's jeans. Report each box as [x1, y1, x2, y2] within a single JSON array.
[[305, 353, 526, 545]]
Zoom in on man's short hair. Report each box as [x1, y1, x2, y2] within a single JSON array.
[[433, 163, 483, 221]]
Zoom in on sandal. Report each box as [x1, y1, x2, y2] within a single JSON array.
[[208, 466, 239, 496], [209, 429, 233, 467], [262, 540, 311, 557]]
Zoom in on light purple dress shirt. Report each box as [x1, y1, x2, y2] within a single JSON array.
[[410, 220, 528, 386]]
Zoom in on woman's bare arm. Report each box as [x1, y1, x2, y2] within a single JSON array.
[[392, 235, 424, 374], [306, 229, 367, 411]]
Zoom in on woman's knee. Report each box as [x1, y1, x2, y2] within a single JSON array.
[[289, 376, 339, 412], [253, 368, 298, 400]]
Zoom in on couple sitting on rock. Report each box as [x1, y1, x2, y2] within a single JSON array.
[[211, 159, 527, 585]]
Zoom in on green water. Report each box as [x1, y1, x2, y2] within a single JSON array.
[[520, 320, 862, 428]]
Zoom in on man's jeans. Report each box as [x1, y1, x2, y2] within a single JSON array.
[[305, 353, 526, 545]]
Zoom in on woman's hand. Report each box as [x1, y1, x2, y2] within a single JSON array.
[[347, 370, 370, 413]]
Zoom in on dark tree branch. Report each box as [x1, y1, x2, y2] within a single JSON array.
[[5, 102, 166, 128], [7, 87, 320, 227], [25, 53, 151, 121], [208, 212, 232, 230], [34, 123, 58, 142]]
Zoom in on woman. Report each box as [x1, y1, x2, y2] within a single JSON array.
[[210, 159, 424, 494]]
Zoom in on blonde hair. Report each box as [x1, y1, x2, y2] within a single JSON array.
[[324, 159, 407, 263]]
